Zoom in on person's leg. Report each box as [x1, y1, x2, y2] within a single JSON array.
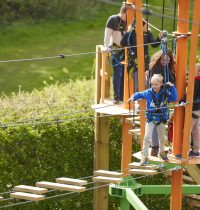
[[112, 54, 122, 101], [140, 122, 154, 165], [151, 127, 159, 156], [132, 69, 138, 93], [191, 111, 200, 156], [156, 123, 168, 160], [120, 65, 124, 100]]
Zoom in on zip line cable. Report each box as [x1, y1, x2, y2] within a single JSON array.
[[0, 165, 179, 209]]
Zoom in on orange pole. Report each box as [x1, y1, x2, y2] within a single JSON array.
[[123, 2, 134, 109], [173, 0, 190, 155], [121, 118, 133, 175], [121, 1, 134, 176], [170, 169, 183, 210], [134, 0, 146, 146], [171, 1, 190, 210], [182, 0, 200, 160]]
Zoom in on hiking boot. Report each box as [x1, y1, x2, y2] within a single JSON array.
[[140, 157, 148, 166], [151, 146, 159, 157], [160, 152, 169, 161], [189, 150, 200, 158]]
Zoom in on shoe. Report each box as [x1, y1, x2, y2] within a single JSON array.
[[140, 157, 148, 166], [175, 154, 182, 159], [189, 150, 200, 158], [160, 152, 169, 161], [114, 97, 120, 104], [151, 146, 159, 157]]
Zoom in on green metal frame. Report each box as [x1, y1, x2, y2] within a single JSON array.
[[109, 165, 200, 210]]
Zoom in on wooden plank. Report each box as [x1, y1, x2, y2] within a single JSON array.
[[94, 170, 123, 178], [14, 185, 48, 194], [129, 129, 141, 136], [35, 181, 86, 192], [0, 196, 3, 201], [128, 162, 158, 170], [93, 176, 122, 184], [129, 169, 158, 175], [186, 165, 200, 184], [55, 178, 87, 186], [10, 192, 45, 201]]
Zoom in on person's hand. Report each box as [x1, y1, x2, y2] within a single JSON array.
[[128, 25, 133, 32], [127, 98, 133, 103], [159, 31, 164, 39], [166, 82, 173, 87], [101, 46, 111, 53]]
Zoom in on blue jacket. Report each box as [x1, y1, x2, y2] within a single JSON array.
[[132, 85, 178, 122]]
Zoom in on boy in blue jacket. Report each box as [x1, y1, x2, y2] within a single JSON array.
[[128, 74, 178, 165]]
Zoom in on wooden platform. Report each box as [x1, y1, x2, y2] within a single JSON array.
[[55, 178, 87, 186], [133, 151, 200, 165], [92, 98, 139, 116]]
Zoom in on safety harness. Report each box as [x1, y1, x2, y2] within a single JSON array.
[[147, 86, 169, 125]]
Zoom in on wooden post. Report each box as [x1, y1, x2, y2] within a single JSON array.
[[182, 0, 200, 160], [121, 117, 133, 175], [134, 0, 146, 146], [170, 169, 183, 210], [171, 1, 190, 210], [94, 46, 110, 210], [173, 0, 190, 155]]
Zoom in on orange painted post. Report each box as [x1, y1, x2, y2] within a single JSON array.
[[100, 51, 107, 103], [170, 169, 183, 210], [182, 0, 200, 160], [121, 1, 134, 175], [123, 47, 130, 109], [134, 0, 146, 146], [173, 0, 190, 156], [123, 1, 134, 109], [171, 1, 190, 210], [121, 118, 133, 176]]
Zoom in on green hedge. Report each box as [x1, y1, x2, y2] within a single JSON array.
[[0, 79, 177, 209]]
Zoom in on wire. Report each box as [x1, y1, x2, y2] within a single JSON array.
[[0, 165, 179, 209]]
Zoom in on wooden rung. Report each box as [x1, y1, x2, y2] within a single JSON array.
[[125, 116, 140, 124], [128, 162, 158, 170], [94, 170, 123, 178], [129, 169, 158, 175], [56, 178, 87, 186], [128, 129, 141, 136], [35, 181, 86, 192], [92, 176, 122, 184], [0, 196, 3, 201], [14, 185, 48, 194], [10, 192, 45, 201]]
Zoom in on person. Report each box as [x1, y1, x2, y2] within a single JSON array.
[[120, 19, 162, 73], [128, 74, 178, 165], [146, 49, 176, 157], [146, 49, 175, 88], [189, 63, 200, 157], [103, 4, 133, 103]]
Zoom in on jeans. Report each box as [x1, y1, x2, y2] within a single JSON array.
[[142, 122, 166, 158], [191, 110, 200, 151], [111, 53, 124, 100]]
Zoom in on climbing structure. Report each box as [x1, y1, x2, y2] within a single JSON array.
[[92, 0, 200, 209]]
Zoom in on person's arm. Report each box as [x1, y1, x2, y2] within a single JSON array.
[[120, 32, 129, 47], [104, 27, 113, 48], [166, 82, 178, 102], [148, 32, 161, 48], [128, 90, 147, 102]]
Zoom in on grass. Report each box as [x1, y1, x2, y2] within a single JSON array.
[[0, 0, 198, 95]]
